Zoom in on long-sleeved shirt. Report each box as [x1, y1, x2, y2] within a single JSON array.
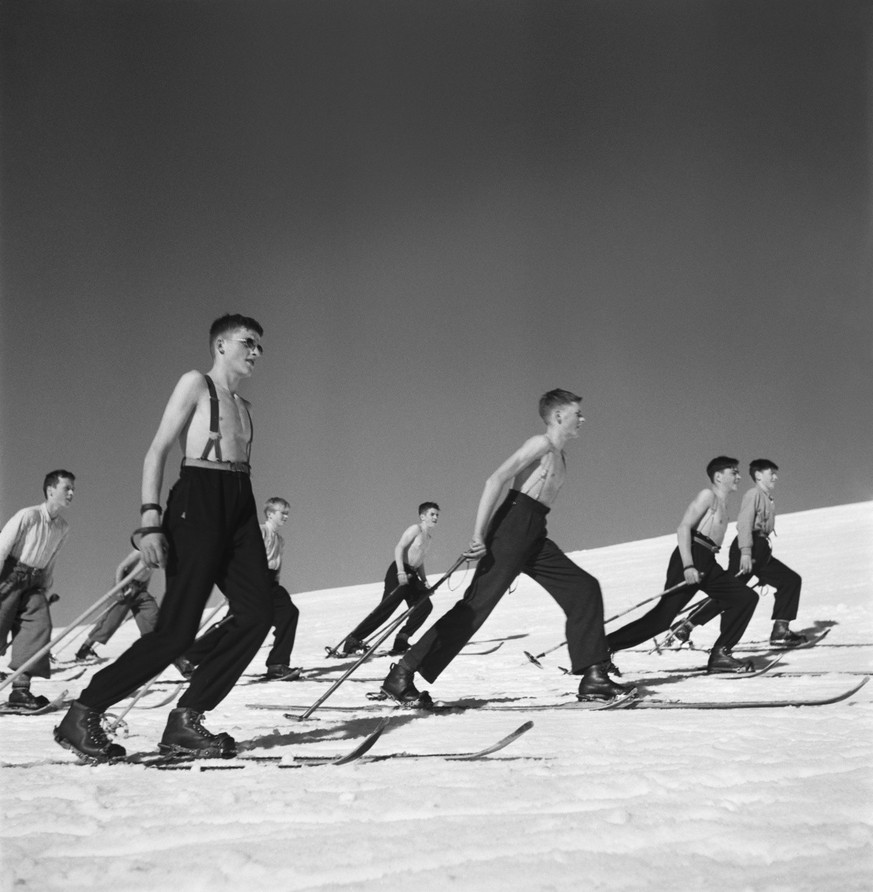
[[0, 503, 70, 590], [735, 486, 776, 553], [260, 523, 284, 578]]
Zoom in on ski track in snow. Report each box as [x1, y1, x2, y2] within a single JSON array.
[[1, 502, 871, 891]]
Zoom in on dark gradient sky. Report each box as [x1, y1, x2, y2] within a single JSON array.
[[2, 1, 871, 623]]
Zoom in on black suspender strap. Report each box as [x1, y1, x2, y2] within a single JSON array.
[[199, 375, 223, 461]]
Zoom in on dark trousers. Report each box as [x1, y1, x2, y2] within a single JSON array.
[[691, 535, 802, 627], [606, 543, 758, 653], [347, 563, 432, 643], [405, 490, 608, 684], [186, 573, 299, 668], [0, 558, 50, 678], [80, 467, 274, 713]]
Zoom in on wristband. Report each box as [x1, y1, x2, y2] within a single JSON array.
[[130, 526, 164, 549], [683, 565, 695, 571], [140, 503, 162, 515]]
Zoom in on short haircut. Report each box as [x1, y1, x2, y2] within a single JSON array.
[[749, 458, 778, 479], [706, 456, 739, 482], [538, 389, 582, 421], [264, 497, 290, 516], [43, 469, 75, 497], [418, 501, 440, 515], [209, 314, 264, 356]]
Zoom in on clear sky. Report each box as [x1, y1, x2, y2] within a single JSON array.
[[2, 1, 871, 624]]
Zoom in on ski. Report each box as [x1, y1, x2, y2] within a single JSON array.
[[629, 676, 868, 710], [242, 668, 309, 685], [771, 670, 873, 678], [735, 629, 831, 651], [0, 691, 69, 716], [247, 688, 638, 716], [15, 717, 394, 770], [49, 657, 108, 669], [287, 720, 534, 764], [558, 652, 786, 680], [661, 652, 786, 679], [127, 715, 392, 769], [324, 641, 504, 660], [371, 642, 504, 659], [642, 628, 833, 655]]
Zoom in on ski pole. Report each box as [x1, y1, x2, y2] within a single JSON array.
[[51, 596, 125, 660], [524, 580, 690, 668], [105, 600, 227, 733], [298, 554, 468, 721], [52, 577, 148, 660], [0, 562, 146, 694]]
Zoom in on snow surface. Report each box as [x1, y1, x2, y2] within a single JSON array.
[[1, 502, 871, 892]]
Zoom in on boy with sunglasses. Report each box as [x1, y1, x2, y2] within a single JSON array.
[[55, 314, 274, 762]]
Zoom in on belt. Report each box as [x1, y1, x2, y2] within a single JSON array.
[[693, 532, 720, 553], [182, 458, 251, 475], [2, 558, 42, 577]]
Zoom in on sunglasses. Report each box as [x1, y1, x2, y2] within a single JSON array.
[[231, 337, 264, 356]]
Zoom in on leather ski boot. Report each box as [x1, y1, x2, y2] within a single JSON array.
[[381, 662, 432, 708], [265, 664, 302, 680], [577, 662, 636, 702], [388, 633, 410, 656], [707, 646, 754, 674], [159, 707, 237, 758], [54, 700, 127, 762], [8, 688, 50, 710], [341, 637, 367, 656], [769, 622, 807, 647], [75, 642, 98, 662]]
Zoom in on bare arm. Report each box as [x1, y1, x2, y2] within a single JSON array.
[[466, 436, 551, 559], [139, 371, 204, 568], [734, 489, 757, 575], [677, 489, 715, 585]]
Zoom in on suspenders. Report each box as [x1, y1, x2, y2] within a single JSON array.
[[198, 375, 254, 463], [200, 375, 224, 461]]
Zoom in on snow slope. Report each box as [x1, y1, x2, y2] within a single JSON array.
[[1, 502, 871, 892]]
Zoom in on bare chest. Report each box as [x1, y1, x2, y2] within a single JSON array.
[[182, 386, 253, 463]]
